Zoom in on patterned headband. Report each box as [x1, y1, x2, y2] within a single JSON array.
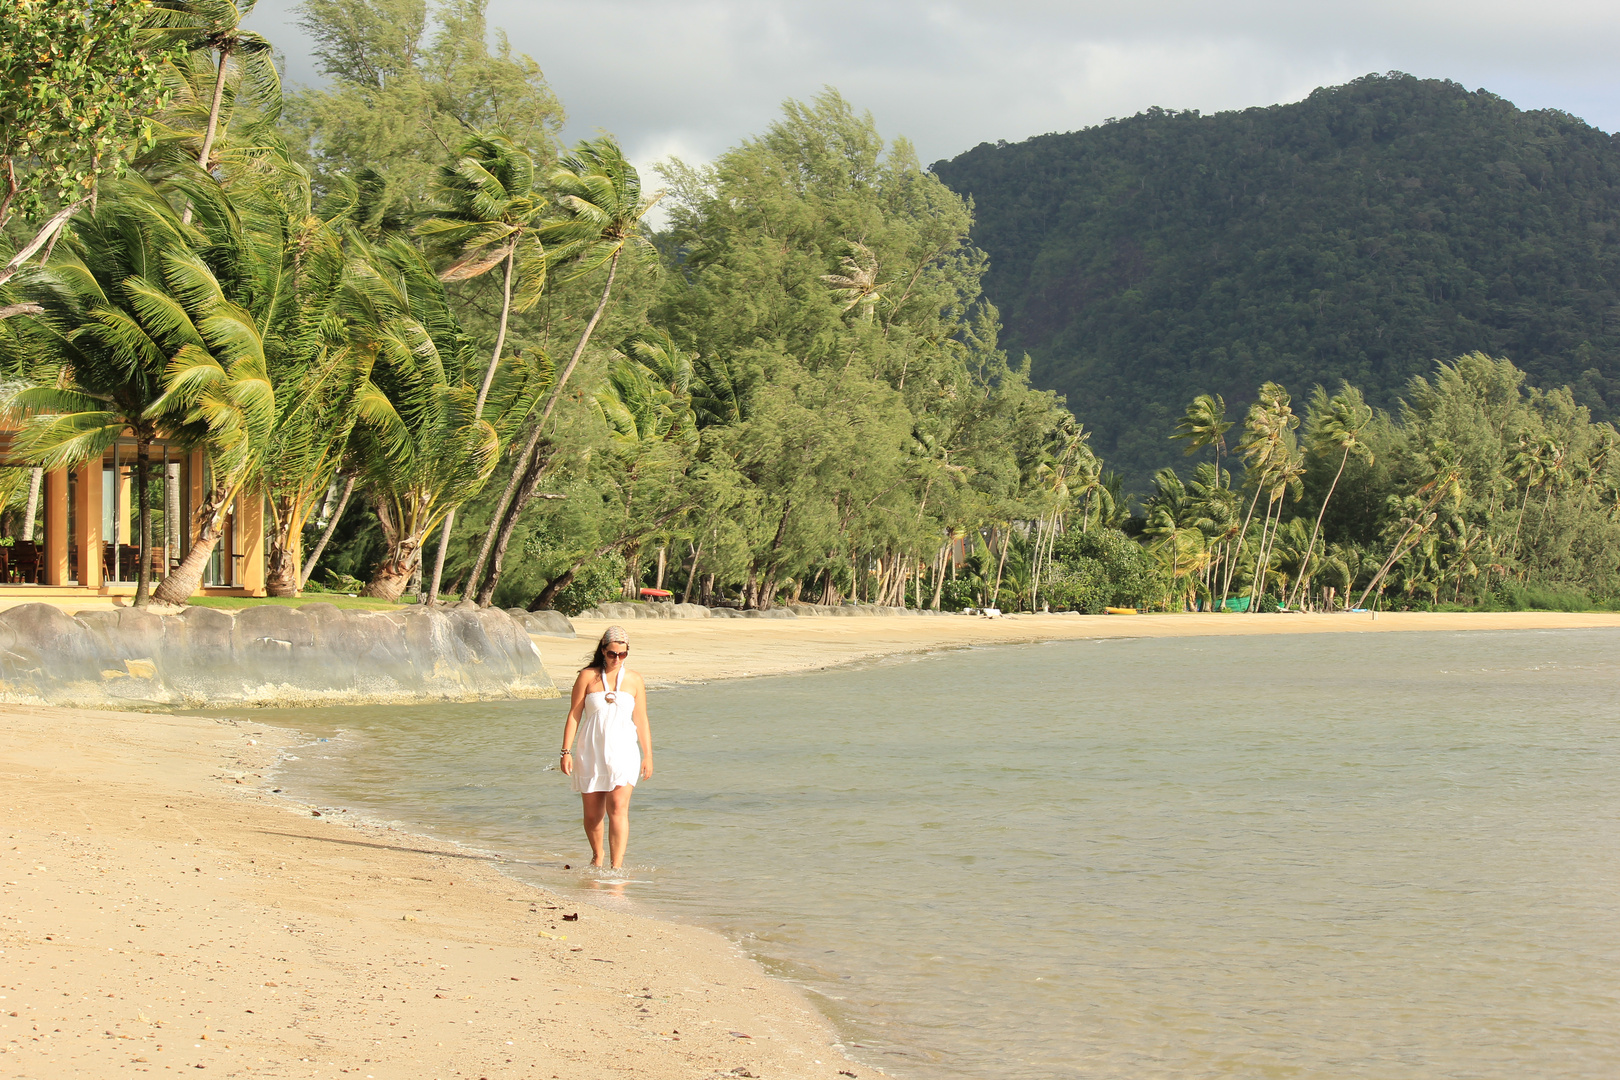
[[601, 625, 629, 645]]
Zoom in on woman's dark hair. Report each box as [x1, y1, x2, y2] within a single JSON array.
[[582, 626, 629, 671]]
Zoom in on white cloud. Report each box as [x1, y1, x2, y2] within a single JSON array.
[[253, 0, 1620, 174]]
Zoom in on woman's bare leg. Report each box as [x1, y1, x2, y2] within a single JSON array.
[[606, 785, 634, 869], [581, 792, 608, 866]]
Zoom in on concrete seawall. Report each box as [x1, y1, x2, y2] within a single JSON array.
[[0, 602, 558, 708]]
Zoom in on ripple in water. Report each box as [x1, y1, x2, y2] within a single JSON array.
[[260, 628, 1620, 1079]]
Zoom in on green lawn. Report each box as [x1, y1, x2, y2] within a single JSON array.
[[187, 594, 415, 612]]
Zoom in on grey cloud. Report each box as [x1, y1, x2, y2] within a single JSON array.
[[255, 0, 1619, 175]]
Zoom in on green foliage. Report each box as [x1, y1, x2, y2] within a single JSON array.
[[0, 0, 172, 229], [286, 0, 563, 208], [933, 74, 1620, 488], [1050, 528, 1164, 609], [546, 553, 624, 617]]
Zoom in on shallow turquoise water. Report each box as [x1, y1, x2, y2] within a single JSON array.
[[257, 629, 1620, 1079]]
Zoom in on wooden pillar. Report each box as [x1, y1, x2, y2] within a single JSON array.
[[42, 467, 70, 585], [237, 491, 266, 595], [75, 461, 103, 589]]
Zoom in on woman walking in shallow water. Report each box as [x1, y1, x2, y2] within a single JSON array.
[[560, 626, 653, 869]]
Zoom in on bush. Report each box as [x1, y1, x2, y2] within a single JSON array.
[[1485, 581, 1618, 612], [1050, 528, 1165, 609], [543, 553, 625, 616], [938, 577, 984, 612], [1044, 557, 1109, 613]]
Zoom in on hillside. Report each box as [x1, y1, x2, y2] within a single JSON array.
[[932, 73, 1620, 486]]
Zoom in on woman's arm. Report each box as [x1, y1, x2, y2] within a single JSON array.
[[632, 672, 653, 780], [560, 670, 590, 776]]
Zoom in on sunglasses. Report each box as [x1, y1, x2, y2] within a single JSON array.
[[604, 648, 628, 658]]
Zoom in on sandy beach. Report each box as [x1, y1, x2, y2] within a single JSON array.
[[5, 609, 1620, 1079], [572, 608, 1620, 686]]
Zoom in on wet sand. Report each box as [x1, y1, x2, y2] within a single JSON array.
[[0, 705, 861, 1078]]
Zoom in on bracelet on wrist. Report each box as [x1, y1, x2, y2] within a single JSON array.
[[559, 748, 571, 755]]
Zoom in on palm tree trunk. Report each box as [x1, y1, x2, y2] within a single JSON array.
[[152, 481, 236, 605], [680, 539, 703, 604], [1291, 446, 1350, 609], [20, 468, 41, 541], [1221, 484, 1265, 605], [428, 254, 516, 606], [180, 46, 232, 227], [473, 444, 555, 607], [464, 251, 620, 603], [133, 440, 154, 606], [990, 526, 1010, 607], [300, 474, 353, 588]]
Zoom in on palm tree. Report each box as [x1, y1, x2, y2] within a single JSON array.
[[1170, 393, 1233, 477], [1290, 382, 1373, 608], [7, 178, 216, 606], [416, 132, 550, 602], [465, 137, 660, 605], [145, 1, 279, 221], [1226, 382, 1297, 607], [1356, 444, 1465, 609], [352, 241, 550, 601]]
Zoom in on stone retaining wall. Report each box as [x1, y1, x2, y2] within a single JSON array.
[[0, 602, 557, 709]]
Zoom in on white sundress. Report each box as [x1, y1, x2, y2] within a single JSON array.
[[570, 665, 641, 794]]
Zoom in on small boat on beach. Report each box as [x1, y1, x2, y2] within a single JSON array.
[[1104, 606, 1138, 615]]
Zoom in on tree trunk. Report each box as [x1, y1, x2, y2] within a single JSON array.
[[621, 542, 643, 600], [264, 527, 301, 597], [1290, 446, 1350, 609], [990, 527, 1010, 607], [425, 509, 453, 605], [362, 548, 419, 601], [363, 499, 422, 601], [299, 474, 353, 588], [680, 539, 703, 604], [930, 544, 946, 610], [700, 573, 714, 607], [152, 483, 234, 605], [464, 251, 621, 602], [654, 545, 667, 591], [180, 45, 232, 227], [474, 444, 555, 607], [133, 440, 154, 606], [20, 467, 41, 542]]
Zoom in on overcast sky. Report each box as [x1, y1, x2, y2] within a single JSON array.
[[252, 0, 1620, 176]]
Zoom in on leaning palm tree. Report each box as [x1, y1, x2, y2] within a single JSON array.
[[416, 133, 551, 601], [145, 0, 279, 189], [1289, 382, 1373, 608], [1356, 444, 1466, 609], [353, 240, 552, 600], [464, 137, 661, 604], [5, 178, 218, 606]]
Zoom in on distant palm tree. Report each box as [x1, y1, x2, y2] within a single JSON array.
[[1170, 393, 1233, 478], [1290, 382, 1373, 607]]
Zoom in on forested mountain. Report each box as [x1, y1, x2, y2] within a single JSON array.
[[932, 73, 1620, 486]]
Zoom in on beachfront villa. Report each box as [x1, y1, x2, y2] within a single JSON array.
[[0, 434, 267, 602]]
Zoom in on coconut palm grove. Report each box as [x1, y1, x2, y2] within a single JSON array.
[[4, 0, 1620, 615]]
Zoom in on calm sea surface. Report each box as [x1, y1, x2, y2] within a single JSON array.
[[251, 629, 1620, 1079]]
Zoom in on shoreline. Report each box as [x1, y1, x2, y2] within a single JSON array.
[[7, 612, 1620, 1078], [571, 608, 1620, 687], [0, 703, 869, 1078]]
